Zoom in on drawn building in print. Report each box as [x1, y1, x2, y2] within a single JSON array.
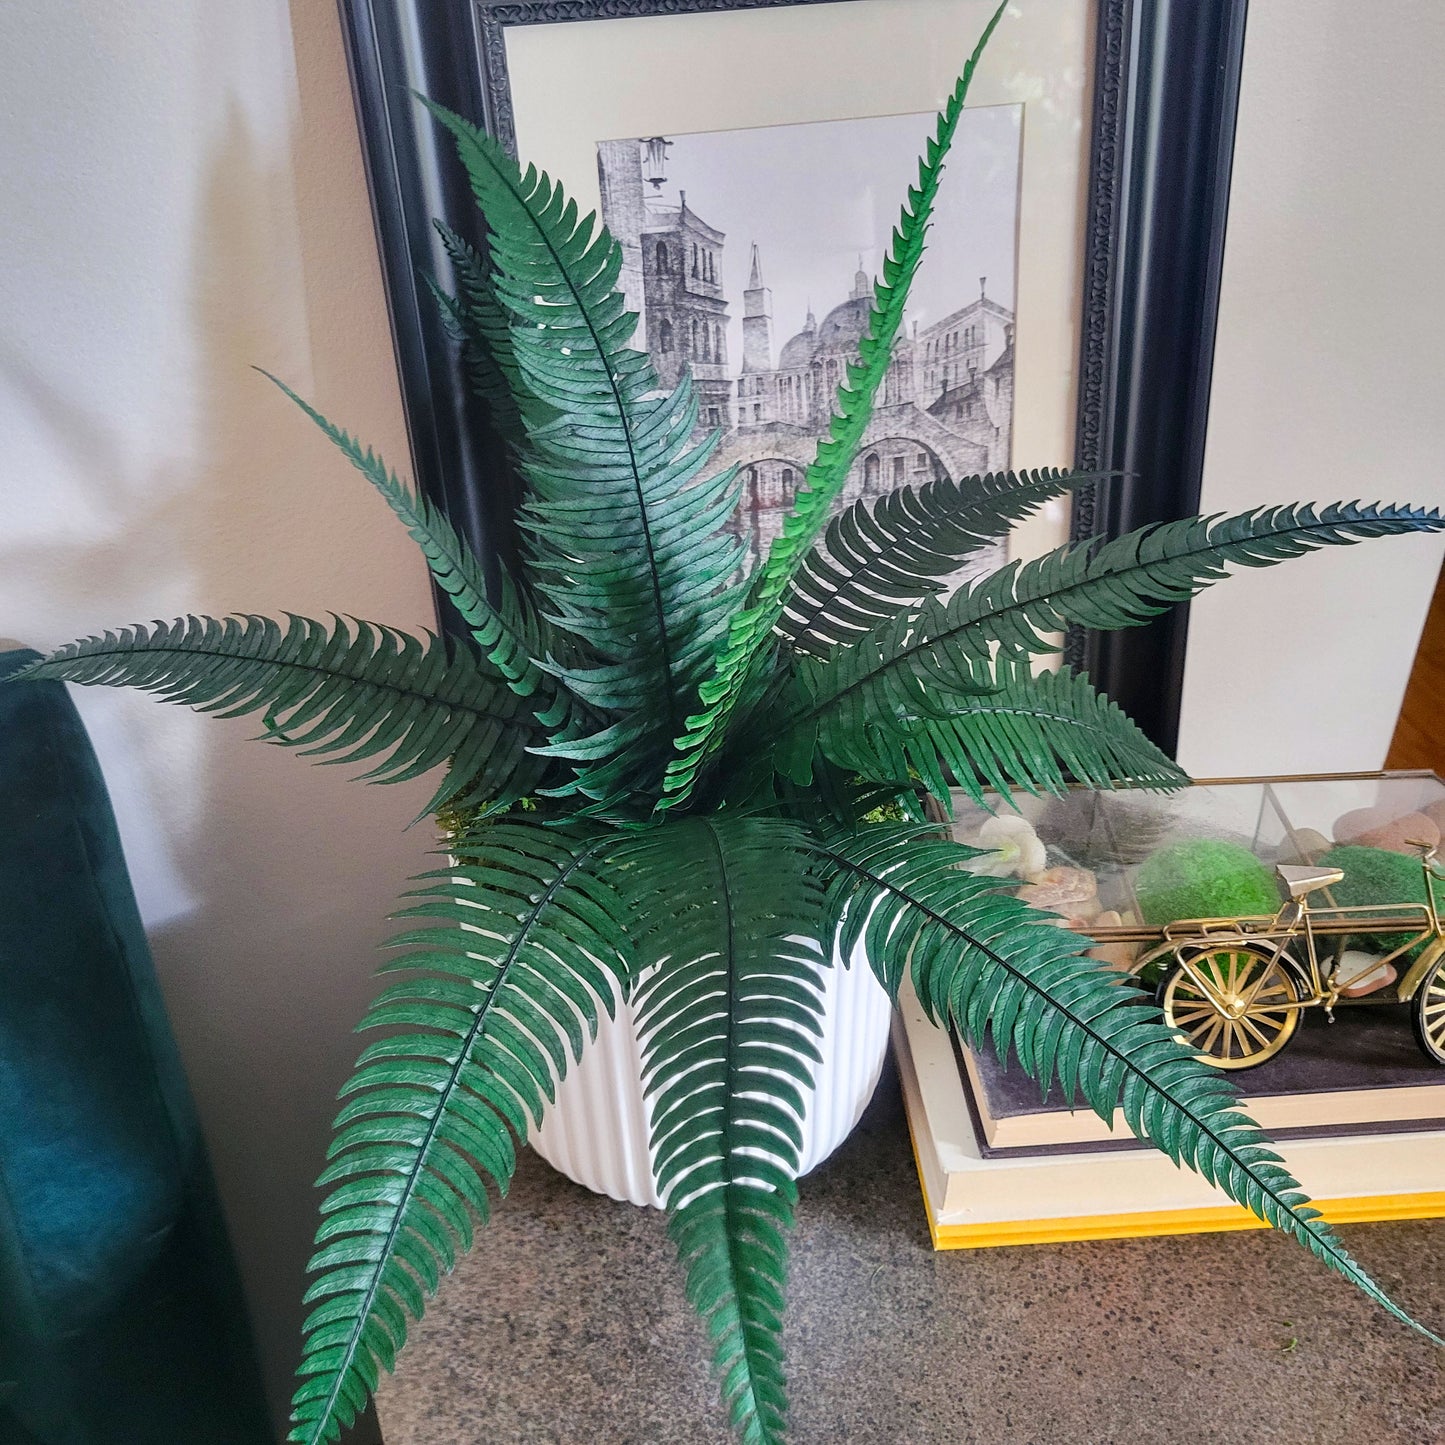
[[597, 138, 732, 430], [597, 136, 1014, 571]]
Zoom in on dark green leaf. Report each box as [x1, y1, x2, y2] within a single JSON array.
[[786, 655, 1187, 805], [426, 221, 542, 448], [256, 372, 571, 727], [289, 822, 636, 1445], [622, 816, 829, 1445], [421, 99, 745, 816], [658, 0, 1010, 813], [799, 502, 1445, 731], [20, 614, 546, 813], [781, 467, 1108, 655]]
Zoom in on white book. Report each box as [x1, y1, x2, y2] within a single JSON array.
[[893, 983, 1445, 1249]]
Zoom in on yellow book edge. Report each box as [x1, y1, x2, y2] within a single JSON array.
[[903, 1110, 1445, 1251]]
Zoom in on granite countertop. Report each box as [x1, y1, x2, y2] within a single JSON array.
[[377, 1063, 1445, 1444]]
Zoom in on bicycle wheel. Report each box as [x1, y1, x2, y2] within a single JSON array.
[[1412, 950, 1445, 1065], [1158, 943, 1303, 1070]]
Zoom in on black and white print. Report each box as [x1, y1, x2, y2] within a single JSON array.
[[596, 104, 1022, 574]]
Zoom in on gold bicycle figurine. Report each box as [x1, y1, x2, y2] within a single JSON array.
[[1138, 840, 1445, 1070]]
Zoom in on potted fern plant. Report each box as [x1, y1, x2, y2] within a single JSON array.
[[15, 8, 1443, 1443]]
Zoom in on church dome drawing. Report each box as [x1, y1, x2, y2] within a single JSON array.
[[777, 313, 818, 370], [595, 135, 1016, 574], [777, 266, 875, 367], [814, 296, 870, 349]]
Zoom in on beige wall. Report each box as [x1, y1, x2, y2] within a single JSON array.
[[1177, 0, 1445, 776], [0, 0, 435, 1431]]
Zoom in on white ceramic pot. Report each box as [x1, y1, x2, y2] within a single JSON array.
[[531, 939, 893, 1207]]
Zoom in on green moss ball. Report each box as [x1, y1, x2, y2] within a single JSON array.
[[1318, 844, 1429, 957], [1135, 839, 1281, 927]]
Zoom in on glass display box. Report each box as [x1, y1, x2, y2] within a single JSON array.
[[950, 771, 1445, 1070]]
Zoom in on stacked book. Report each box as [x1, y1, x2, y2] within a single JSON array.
[[895, 979, 1445, 1249]]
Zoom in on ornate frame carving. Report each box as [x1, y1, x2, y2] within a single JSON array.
[[336, 0, 1247, 753], [1064, 0, 1250, 754]]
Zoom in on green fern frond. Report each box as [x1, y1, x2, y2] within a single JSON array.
[[622, 816, 829, 1445], [426, 221, 540, 447], [820, 826, 1442, 1344], [783, 656, 1187, 805], [21, 614, 544, 813], [290, 822, 634, 1445], [421, 99, 746, 814], [779, 467, 1107, 656], [658, 0, 1009, 814], [799, 502, 1445, 726], [256, 372, 569, 724]]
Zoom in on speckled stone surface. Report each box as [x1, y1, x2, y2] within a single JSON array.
[[376, 1064, 1445, 1444]]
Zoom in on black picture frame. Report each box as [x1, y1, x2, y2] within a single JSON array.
[[336, 0, 1248, 755]]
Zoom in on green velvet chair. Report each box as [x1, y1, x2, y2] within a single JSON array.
[[0, 646, 273, 1443]]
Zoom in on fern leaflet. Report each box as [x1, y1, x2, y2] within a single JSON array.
[[798, 502, 1445, 730], [426, 220, 539, 448], [21, 614, 545, 813], [257, 372, 569, 725], [421, 100, 745, 814], [779, 655, 1187, 805], [780, 467, 1106, 655], [624, 816, 829, 1445]]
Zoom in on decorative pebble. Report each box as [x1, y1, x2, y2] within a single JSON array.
[[1276, 827, 1332, 865], [1353, 812, 1439, 856], [1086, 910, 1138, 973], [1332, 806, 1396, 844], [1334, 949, 1398, 998], [1016, 866, 1100, 925]]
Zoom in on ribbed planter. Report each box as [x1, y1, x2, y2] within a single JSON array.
[[531, 938, 893, 1207]]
